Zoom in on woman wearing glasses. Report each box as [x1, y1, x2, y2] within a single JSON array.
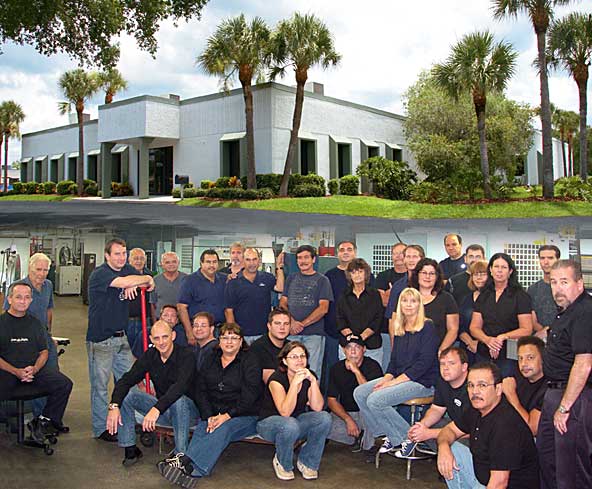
[[355, 287, 439, 454], [256, 341, 331, 481], [157, 323, 261, 488], [406, 258, 459, 354]]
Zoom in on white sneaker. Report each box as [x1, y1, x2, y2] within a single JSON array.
[[296, 459, 318, 480], [273, 454, 294, 481]]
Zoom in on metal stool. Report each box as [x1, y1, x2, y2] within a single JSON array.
[[375, 395, 435, 480]]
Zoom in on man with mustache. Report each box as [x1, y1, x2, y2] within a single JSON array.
[[437, 362, 539, 489], [538, 260, 592, 489]]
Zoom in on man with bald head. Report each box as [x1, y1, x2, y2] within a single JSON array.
[[150, 251, 187, 323], [107, 320, 197, 466]]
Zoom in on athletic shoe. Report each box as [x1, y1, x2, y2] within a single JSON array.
[[27, 416, 56, 441], [378, 437, 396, 454], [415, 442, 437, 456], [273, 454, 294, 480], [122, 446, 143, 467], [296, 459, 318, 480], [393, 439, 418, 458], [157, 453, 199, 489]]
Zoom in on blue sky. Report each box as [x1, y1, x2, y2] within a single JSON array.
[[1, 0, 590, 165]]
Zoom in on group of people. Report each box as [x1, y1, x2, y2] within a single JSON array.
[[0, 234, 590, 489]]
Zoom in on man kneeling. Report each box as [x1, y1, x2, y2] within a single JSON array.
[[106, 320, 197, 465]]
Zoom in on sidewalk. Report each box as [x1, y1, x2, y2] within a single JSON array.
[[70, 195, 181, 203]]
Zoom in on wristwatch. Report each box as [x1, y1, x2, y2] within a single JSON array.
[[108, 403, 119, 411], [558, 404, 569, 414]]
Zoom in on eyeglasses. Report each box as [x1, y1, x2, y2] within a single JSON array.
[[472, 272, 488, 278], [418, 271, 436, 277], [220, 335, 241, 342], [467, 382, 496, 391], [286, 354, 307, 360]]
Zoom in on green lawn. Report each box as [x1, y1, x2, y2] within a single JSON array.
[[177, 194, 592, 219], [0, 194, 73, 202]]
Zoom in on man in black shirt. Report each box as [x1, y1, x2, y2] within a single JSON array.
[[437, 362, 539, 489], [439, 234, 466, 280], [395, 346, 469, 459], [106, 320, 197, 465], [538, 260, 592, 489], [327, 335, 382, 451], [502, 336, 547, 435], [191, 311, 218, 372], [250, 308, 291, 384], [0, 283, 73, 439]]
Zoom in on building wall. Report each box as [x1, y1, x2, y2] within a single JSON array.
[[526, 129, 568, 185]]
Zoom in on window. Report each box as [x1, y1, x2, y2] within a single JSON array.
[[87, 155, 98, 182], [300, 139, 317, 175], [372, 244, 393, 274], [503, 243, 543, 288], [68, 157, 77, 182], [337, 143, 352, 177], [222, 140, 241, 177]]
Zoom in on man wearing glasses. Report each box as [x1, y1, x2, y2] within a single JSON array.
[[437, 362, 539, 489]]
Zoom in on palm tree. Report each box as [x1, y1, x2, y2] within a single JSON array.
[[198, 14, 271, 190], [550, 104, 569, 176], [433, 31, 517, 199], [547, 12, 592, 179], [492, 0, 572, 198], [98, 68, 128, 104], [563, 110, 580, 176], [0, 100, 25, 194], [58, 69, 100, 195], [270, 13, 341, 196]]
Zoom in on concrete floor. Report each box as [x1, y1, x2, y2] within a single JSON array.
[[0, 296, 444, 489]]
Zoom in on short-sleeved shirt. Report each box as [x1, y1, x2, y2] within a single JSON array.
[[439, 255, 466, 280], [448, 272, 471, 306], [424, 291, 459, 344], [87, 262, 137, 343], [527, 279, 557, 328], [259, 369, 314, 419], [327, 357, 383, 412], [474, 287, 532, 359], [3, 276, 54, 328], [224, 271, 276, 336], [544, 291, 592, 382], [375, 268, 407, 291], [282, 272, 333, 336], [150, 272, 188, 318], [513, 371, 547, 412], [456, 398, 539, 488], [432, 375, 469, 426], [192, 338, 218, 372], [249, 334, 287, 372], [177, 269, 226, 324], [0, 312, 47, 367]]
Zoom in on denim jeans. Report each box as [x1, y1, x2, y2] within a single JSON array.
[[186, 416, 257, 477], [118, 387, 198, 453], [327, 411, 374, 450], [32, 329, 59, 417], [338, 345, 383, 366], [444, 442, 484, 489], [257, 411, 332, 471], [322, 335, 340, 393], [287, 335, 325, 379], [353, 377, 434, 445], [87, 335, 134, 437], [380, 333, 391, 373]]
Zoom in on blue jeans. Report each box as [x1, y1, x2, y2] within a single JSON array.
[[353, 377, 434, 445], [87, 336, 134, 437], [288, 335, 325, 379], [257, 411, 332, 471], [118, 388, 198, 453], [338, 345, 383, 366], [445, 442, 484, 489], [186, 416, 257, 476], [127, 317, 151, 358], [380, 333, 391, 373], [32, 329, 59, 417]]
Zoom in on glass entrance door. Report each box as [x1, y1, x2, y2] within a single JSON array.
[[149, 146, 173, 195]]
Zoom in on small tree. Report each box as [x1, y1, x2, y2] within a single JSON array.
[[0, 100, 25, 193], [98, 68, 127, 104]]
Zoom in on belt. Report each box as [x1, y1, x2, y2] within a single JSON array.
[[112, 331, 126, 338], [129, 316, 142, 320]]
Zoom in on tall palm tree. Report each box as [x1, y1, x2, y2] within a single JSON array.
[[548, 12, 592, 179], [98, 68, 128, 104], [58, 69, 100, 195], [433, 31, 517, 199], [198, 14, 271, 190], [0, 100, 25, 194], [270, 13, 341, 196]]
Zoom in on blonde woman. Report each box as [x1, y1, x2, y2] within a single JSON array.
[[354, 288, 439, 455]]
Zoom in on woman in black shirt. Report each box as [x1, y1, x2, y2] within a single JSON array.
[[257, 342, 331, 481], [157, 323, 261, 487], [470, 253, 533, 377]]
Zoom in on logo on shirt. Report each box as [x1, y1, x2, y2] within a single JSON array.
[[454, 398, 463, 407], [11, 337, 30, 343], [258, 283, 267, 287]]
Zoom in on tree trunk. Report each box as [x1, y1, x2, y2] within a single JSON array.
[[576, 71, 589, 179], [560, 130, 567, 178], [77, 108, 84, 196], [279, 68, 308, 197], [476, 106, 492, 199], [241, 81, 257, 190], [568, 134, 573, 176], [1, 135, 5, 194], [536, 30, 554, 198]]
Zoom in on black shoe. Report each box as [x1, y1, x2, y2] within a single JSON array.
[[27, 417, 56, 441], [351, 431, 364, 453], [97, 430, 118, 442], [157, 453, 199, 489], [123, 446, 143, 467], [51, 420, 70, 434]]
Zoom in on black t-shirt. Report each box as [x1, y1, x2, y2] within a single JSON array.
[[336, 287, 384, 349], [448, 271, 471, 305], [0, 312, 47, 368], [457, 398, 539, 488], [327, 357, 383, 412], [439, 255, 466, 280], [375, 268, 407, 291], [424, 291, 459, 344], [259, 369, 313, 419], [514, 372, 547, 412], [474, 287, 532, 359], [249, 334, 286, 371], [544, 292, 592, 382], [432, 375, 469, 426]]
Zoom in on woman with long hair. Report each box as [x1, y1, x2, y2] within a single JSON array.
[[257, 342, 331, 481], [354, 288, 439, 455], [469, 253, 533, 377]]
